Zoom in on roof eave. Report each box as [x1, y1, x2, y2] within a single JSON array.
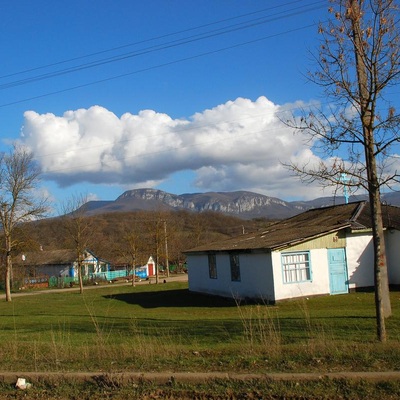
[[271, 224, 351, 252], [186, 224, 352, 254]]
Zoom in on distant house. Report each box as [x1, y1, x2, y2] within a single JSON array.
[[185, 201, 400, 302], [108, 256, 155, 280], [145, 256, 156, 276], [18, 249, 110, 280]]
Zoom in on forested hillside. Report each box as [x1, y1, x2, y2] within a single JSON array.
[[19, 210, 272, 268]]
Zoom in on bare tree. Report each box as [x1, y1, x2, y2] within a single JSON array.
[[119, 220, 143, 286], [189, 213, 210, 248], [0, 145, 48, 301], [61, 194, 93, 294], [166, 216, 186, 273], [285, 0, 400, 341], [140, 211, 170, 284]]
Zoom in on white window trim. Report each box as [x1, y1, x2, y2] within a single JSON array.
[[281, 251, 312, 284]]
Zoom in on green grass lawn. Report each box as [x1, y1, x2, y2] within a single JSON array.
[[0, 281, 400, 373]]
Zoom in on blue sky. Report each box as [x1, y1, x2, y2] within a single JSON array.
[[0, 0, 345, 204]]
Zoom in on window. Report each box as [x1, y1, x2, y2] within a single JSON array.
[[230, 254, 241, 282], [208, 253, 217, 279], [282, 251, 311, 283]]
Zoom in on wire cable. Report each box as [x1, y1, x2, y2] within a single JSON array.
[[0, 2, 325, 91], [0, 0, 324, 80], [0, 22, 318, 108]]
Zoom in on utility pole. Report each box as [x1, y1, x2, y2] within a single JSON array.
[[164, 220, 169, 277]]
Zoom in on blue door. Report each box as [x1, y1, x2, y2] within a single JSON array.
[[328, 248, 348, 294]]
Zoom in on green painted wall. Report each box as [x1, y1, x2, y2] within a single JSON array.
[[279, 231, 346, 252]]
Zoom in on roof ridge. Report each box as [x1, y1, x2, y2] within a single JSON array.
[[350, 201, 367, 222]]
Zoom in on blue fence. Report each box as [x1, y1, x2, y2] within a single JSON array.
[[93, 269, 148, 281], [93, 270, 128, 281], [46, 268, 148, 288]]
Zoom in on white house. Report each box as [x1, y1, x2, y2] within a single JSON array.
[[19, 248, 110, 279], [185, 201, 400, 302], [132, 256, 156, 279]]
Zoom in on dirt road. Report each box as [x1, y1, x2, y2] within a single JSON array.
[[3, 370, 400, 385]]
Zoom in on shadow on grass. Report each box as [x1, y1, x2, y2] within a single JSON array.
[[104, 288, 237, 308]]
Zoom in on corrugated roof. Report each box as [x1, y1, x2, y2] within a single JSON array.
[[186, 201, 370, 253]]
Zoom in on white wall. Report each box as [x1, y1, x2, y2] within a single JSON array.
[[188, 228, 400, 302], [346, 232, 374, 289], [187, 252, 275, 302], [346, 229, 400, 287], [271, 248, 331, 301], [188, 248, 334, 302], [385, 230, 400, 284]]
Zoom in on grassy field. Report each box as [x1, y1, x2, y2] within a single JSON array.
[[1, 281, 400, 398], [0, 279, 400, 376]]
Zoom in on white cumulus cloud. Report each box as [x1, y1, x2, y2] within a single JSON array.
[[20, 96, 330, 199]]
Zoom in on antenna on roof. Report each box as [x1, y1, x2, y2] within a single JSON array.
[[339, 173, 350, 204]]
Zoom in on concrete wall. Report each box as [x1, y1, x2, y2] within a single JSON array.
[[336, 229, 400, 289], [188, 247, 335, 302], [188, 228, 400, 302], [346, 232, 374, 290], [187, 251, 274, 301], [385, 229, 400, 284], [271, 248, 332, 301]]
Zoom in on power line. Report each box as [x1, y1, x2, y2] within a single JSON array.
[[0, 2, 325, 90], [0, 1, 326, 104], [0, 1, 340, 180], [0, 0, 324, 81], [0, 3, 325, 92], [0, 22, 318, 109]]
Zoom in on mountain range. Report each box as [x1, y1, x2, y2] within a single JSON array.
[[80, 188, 400, 220]]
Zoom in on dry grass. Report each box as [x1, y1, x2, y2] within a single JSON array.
[[0, 282, 399, 374]]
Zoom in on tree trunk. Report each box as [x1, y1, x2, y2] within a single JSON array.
[[5, 251, 12, 302], [164, 220, 170, 278], [78, 260, 84, 294], [350, 0, 391, 341], [369, 190, 391, 338], [4, 234, 12, 302]]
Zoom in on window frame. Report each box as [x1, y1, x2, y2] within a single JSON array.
[[281, 251, 312, 284], [229, 253, 241, 282], [208, 253, 217, 279]]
